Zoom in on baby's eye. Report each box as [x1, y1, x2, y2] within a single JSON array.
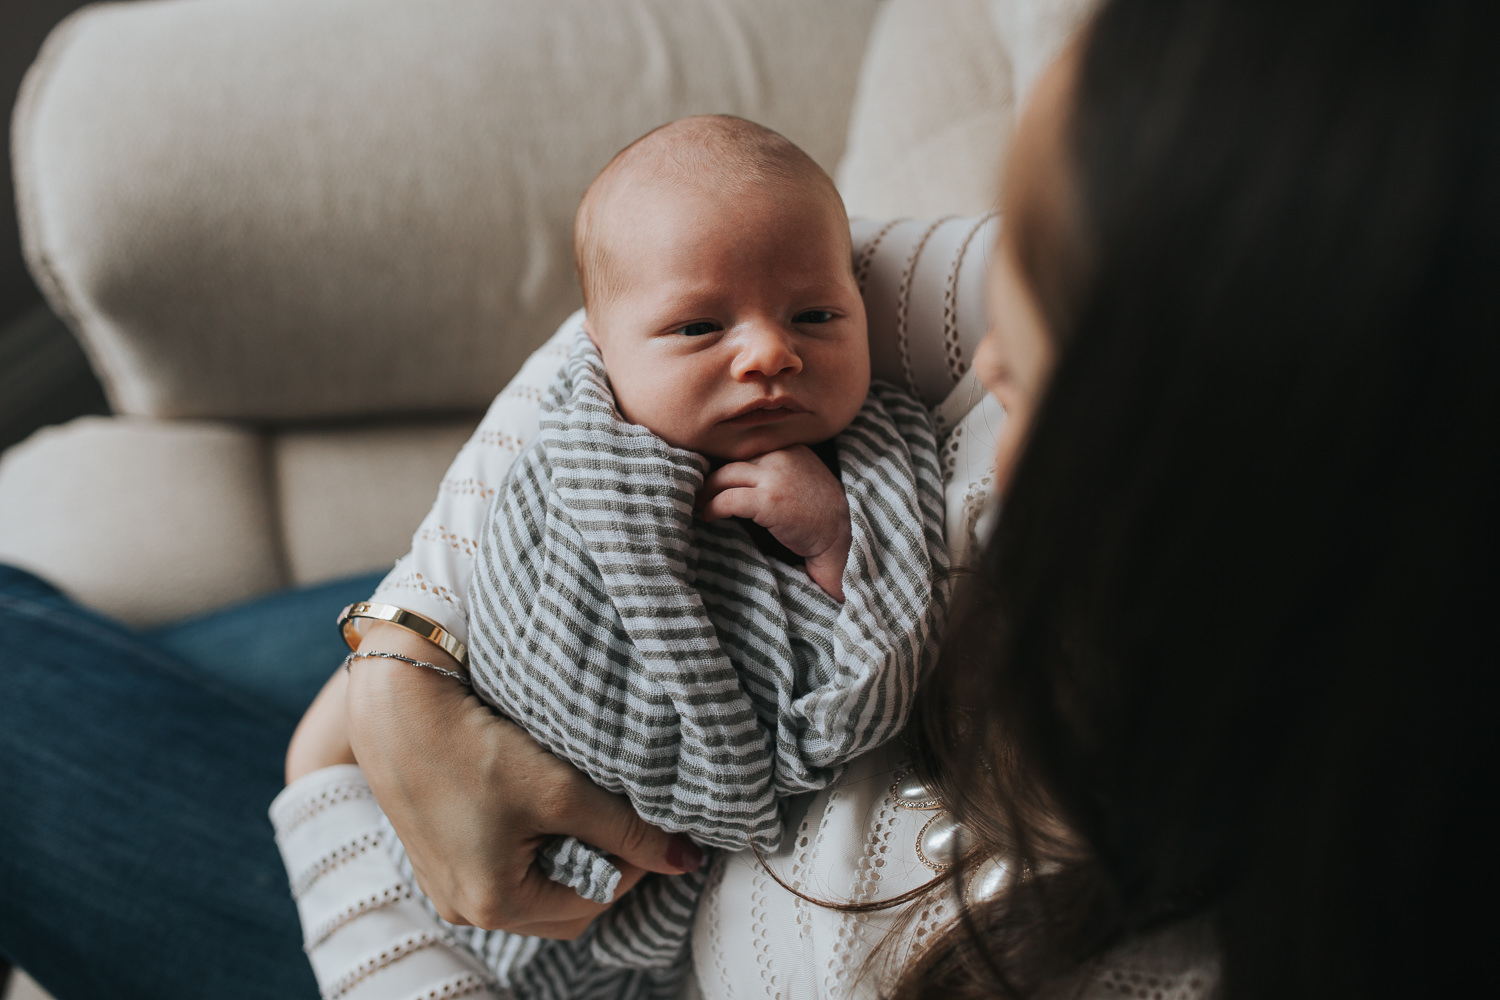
[[677, 321, 721, 337], [794, 310, 836, 324]]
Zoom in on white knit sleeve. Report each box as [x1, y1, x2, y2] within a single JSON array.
[[367, 314, 578, 644], [270, 766, 504, 1000]]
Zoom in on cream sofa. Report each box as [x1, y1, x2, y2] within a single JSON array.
[[1, 0, 1093, 628]]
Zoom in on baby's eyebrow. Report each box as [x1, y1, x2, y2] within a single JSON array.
[[640, 287, 722, 318], [640, 274, 854, 316]]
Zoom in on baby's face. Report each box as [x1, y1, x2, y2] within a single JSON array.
[[586, 178, 870, 462]]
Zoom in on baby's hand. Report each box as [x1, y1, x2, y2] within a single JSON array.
[[699, 445, 851, 601]]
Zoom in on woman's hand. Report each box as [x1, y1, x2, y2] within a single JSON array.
[[344, 623, 701, 938]]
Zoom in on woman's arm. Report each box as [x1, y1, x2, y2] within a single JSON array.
[[286, 316, 698, 938], [341, 622, 700, 937], [282, 628, 700, 938], [285, 666, 358, 782]]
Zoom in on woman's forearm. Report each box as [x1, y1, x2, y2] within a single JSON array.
[[285, 665, 358, 784], [343, 621, 699, 934]]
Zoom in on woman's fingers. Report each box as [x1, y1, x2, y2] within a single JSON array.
[[408, 851, 612, 934], [549, 774, 704, 878], [404, 799, 671, 936], [346, 621, 697, 934]]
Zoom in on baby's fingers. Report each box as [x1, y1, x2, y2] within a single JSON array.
[[804, 549, 848, 602], [699, 462, 760, 502], [698, 486, 764, 523], [698, 461, 764, 521]]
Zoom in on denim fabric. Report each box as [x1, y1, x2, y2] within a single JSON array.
[[0, 565, 384, 999]]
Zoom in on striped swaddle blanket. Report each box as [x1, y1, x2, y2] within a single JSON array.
[[391, 329, 948, 999]]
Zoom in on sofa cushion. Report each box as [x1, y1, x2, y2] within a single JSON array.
[[0, 418, 284, 626], [1, 211, 1004, 626], [274, 419, 479, 587]]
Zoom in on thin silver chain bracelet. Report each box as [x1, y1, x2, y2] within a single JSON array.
[[342, 649, 472, 687]]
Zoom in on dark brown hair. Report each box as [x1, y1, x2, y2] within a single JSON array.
[[895, 0, 1498, 996]]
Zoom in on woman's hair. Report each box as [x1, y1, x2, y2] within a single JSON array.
[[898, 0, 1497, 996]]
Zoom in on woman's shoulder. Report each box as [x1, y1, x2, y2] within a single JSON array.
[[1061, 915, 1221, 1000]]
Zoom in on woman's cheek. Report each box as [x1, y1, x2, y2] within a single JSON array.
[[973, 331, 1005, 397], [990, 397, 1031, 497]]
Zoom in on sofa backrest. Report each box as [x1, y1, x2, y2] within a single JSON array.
[[14, 0, 884, 423], [837, 0, 1097, 220]]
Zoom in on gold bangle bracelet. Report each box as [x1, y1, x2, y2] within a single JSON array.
[[336, 602, 469, 668]]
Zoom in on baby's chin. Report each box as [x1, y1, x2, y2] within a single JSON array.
[[702, 427, 837, 464], [672, 399, 865, 462]]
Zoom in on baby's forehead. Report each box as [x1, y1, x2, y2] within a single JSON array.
[[611, 145, 804, 202], [606, 118, 838, 202], [577, 118, 853, 306], [595, 155, 844, 235]]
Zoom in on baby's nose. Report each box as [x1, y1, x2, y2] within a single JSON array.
[[732, 324, 801, 379]]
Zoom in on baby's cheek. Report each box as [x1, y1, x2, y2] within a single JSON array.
[[830, 378, 870, 433], [605, 361, 652, 422], [611, 387, 662, 438]]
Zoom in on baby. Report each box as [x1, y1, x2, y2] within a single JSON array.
[[450, 115, 948, 998], [291, 116, 949, 1000], [574, 114, 873, 603]]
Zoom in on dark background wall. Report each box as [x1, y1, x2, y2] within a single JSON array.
[[1, 0, 85, 326], [1, 0, 111, 451], [2, 7, 118, 989]]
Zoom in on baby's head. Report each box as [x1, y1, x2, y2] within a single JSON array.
[[574, 115, 870, 462]]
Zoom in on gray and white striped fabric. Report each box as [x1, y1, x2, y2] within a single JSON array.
[[393, 329, 948, 999]]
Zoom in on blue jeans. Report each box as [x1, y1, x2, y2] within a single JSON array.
[[0, 564, 386, 999]]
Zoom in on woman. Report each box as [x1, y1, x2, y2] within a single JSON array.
[[274, 0, 1499, 994], [892, 0, 1496, 996]]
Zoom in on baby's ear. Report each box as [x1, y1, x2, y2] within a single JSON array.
[[583, 315, 603, 350]]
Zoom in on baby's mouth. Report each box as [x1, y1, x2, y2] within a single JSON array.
[[724, 399, 808, 424]]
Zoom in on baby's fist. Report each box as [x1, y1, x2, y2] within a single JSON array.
[[698, 446, 851, 601]]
